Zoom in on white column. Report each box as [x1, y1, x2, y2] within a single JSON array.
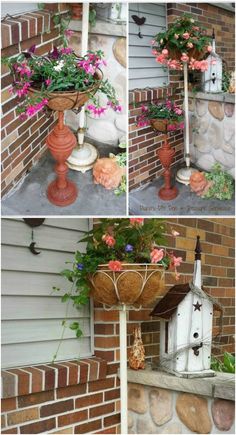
[[78, 2, 89, 145], [119, 305, 128, 434], [183, 62, 190, 168]]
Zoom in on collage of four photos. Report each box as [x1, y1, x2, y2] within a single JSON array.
[[1, 1, 235, 435]]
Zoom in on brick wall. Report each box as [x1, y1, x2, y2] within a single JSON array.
[[129, 3, 235, 191], [1, 218, 235, 434], [1, 3, 68, 198]]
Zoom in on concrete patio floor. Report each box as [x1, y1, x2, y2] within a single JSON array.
[[129, 166, 235, 216], [2, 143, 126, 216]]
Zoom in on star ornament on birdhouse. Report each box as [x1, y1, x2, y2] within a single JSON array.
[[151, 236, 222, 378]]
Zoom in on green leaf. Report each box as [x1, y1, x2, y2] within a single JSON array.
[[61, 293, 70, 303], [76, 328, 83, 338], [69, 322, 79, 330]]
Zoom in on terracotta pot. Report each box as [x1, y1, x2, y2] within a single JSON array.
[[29, 71, 102, 111], [69, 3, 83, 20], [93, 157, 126, 190], [89, 263, 165, 307]]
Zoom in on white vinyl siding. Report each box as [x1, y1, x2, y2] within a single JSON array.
[[1, 2, 37, 18], [1, 218, 93, 368], [129, 2, 169, 89]]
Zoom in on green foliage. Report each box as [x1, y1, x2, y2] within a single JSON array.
[[203, 164, 234, 200], [211, 352, 235, 373], [153, 14, 211, 55]]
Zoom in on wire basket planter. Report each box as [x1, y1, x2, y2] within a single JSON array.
[[89, 263, 165, 308]]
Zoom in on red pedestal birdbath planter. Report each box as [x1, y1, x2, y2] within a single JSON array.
[[29, 71, 102, 207], [150, 119, 179, 201]]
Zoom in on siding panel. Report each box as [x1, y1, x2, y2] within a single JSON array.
[[1, 218, 92, 368], [129, 2, 168, 90]]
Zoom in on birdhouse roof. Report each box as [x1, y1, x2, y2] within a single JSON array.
[[150, 283, 191, 319], [150, 282, 222, 320]]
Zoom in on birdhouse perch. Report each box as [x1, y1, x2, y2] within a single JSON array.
[[151, 236, 217, 378]]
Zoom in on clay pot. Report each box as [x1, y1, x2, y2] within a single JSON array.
[[89, 263, 165, 307], [190, 171, 208, 196], [93, 157, 125, 190], [69, 3, 83, 20], [29, 70, 102, 111]]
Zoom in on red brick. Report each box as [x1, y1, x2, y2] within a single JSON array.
[[35, 365, 56, 390], [59, 361, 79, 386], [1, 397, 17, 412], [40, 399, 73, 417], [75, 392, 103, 409], [83, 358, 99, 381], [75, 419, 102, 434], [1, 111, 15, 128], [20, 35, 41, 51], [105, 388, 120, 401], [18, 390, 54, 408], [96, 427, 118, 434], [7, 369, 30, 396], [58, 410, 88, 427], [57, 383, 87, 399], [90, 402, 114, 418], [88, 377, 115, 393], [104, 413, 120, 427], [2, 429, 18, 434], [1, 75, 13, 90], [20, 418, 56, 434], [48, 363, 67, 388]]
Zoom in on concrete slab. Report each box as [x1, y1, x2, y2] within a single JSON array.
[[2, 145, 126, 216], [129, 168, 235, 216]]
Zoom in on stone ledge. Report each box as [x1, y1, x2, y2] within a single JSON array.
[[125, 367, 235, 401], [69, 19, 126, 37], [188, 91, 235, 103]]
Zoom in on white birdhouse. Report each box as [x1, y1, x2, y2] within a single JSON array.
[[151, 236, 219, 378], [203, 29, 222, 93]]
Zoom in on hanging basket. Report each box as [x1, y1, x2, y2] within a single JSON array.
[[167, 45, 204, 61], [150, 119, 180, 133], [88, 263, 165, 307], [29, 70, 103, 111]]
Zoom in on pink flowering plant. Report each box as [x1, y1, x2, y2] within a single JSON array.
[[151, 14, 212, 71], [3, 35, 121, 120], [53, 219, 182, 344], [137, 100, 184, 131]]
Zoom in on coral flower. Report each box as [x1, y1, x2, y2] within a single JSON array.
[[162, 49, 168, 55], [102, 234, 116, 247], [108, 260, 123, 271], [187, 42, 193, 49], [130, 218, 144, 226], [150, 248, 164, 264], [172, 256, 183, 267], [181, 53, 189, 62], [174, 34, 179, 39], [207, 45, 212, 52], [182, 32, 190, 40]]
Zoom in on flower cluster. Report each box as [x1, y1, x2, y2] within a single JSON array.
[[152, 14, 211, 70], [69, 218, 182, 282], [137, 100, 184, 130], [3, 40, 121, 120]]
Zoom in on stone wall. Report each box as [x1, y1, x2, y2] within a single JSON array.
[[65, 18, 126, 146], [189, 93, 235, 178], [127, 369, 235, 434]]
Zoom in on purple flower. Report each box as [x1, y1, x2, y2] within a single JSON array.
[[50, 46, 60, 59], [77, 263, 84, 270], [28, 44, 36, 54], [125, 244, 133, 253]]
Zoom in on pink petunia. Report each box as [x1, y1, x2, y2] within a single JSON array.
[[64, 29, 74, 37], [45, 79, 52, 86], [150, 248, 164, 264], [171, 256, 183, 267], [108, 260, 123, 272]]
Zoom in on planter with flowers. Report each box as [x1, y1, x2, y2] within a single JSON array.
[[151, 14, 212, 72], [3, 35, 121, 206], [57, 218, 182, 334], [137, 100, 184, 200], [55, 217, 182, 434], [151, 14, 212, 185]]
